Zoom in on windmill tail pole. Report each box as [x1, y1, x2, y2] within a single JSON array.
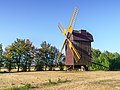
[[90, 61, 109, 69]]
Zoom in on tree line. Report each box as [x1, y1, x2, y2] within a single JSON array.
[[89, 48, 120, 71], [0, 38, 120, 72], [0, 39, 64, 72]]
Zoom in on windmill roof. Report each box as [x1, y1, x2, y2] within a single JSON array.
[[72, 30, 94, 42]]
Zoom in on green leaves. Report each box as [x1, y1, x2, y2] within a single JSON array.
[[0, 44, 3, 70], [0, 39, 65, 72], [34, 41, 63, 71], [89, 49, 120, 71], [4, 39, 35, 72]]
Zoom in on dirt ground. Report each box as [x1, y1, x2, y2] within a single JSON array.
[[0, 71, 120, 90]]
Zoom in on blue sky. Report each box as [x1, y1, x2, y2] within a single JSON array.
[[0, 0, 120, 53]]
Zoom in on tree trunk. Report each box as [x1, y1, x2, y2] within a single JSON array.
[[17, 55, 21, 72], [45, 66, 47, 71], [17, 65, 20, 72], [28, 66, 30, 71], [24, 60, 27, 72], [8, 60, 11, 73], [28, 62, 31, 71]]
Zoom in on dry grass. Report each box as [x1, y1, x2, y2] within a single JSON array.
[[0, 71, 120, 90]]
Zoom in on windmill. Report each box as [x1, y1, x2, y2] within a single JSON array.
[[57, 8, 81, 66], [57, 7, 94, 70]]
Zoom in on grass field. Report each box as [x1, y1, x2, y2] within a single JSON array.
[[0, 71, 120, 90]]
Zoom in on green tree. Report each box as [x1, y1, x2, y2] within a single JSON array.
[[40, 41, 51, 70], [90, 49, 110, 70], [92, 48, 101, 58], [89, 49, 102, 70], [4, 45, 15, 72], [48, 46, 60, 70], [109, 57, 120, 70], [4, 38, 35, 72], [34, 48, 44, 71], [89, 49, 120, 71], [12, 39, 26, 72], [34, 41, 63, 71], [109, 52, 120, 70], [0, 44, 3, 71], [98, 53, 109, 70], [21, 39, 35, 71]]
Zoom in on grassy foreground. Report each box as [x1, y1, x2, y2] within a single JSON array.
[[0, 71, 120, 90]]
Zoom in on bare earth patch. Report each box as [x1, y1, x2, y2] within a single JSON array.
[[0, 71, 120, 90]]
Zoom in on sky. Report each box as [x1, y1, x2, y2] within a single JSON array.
[[0, 0, 120, 53]]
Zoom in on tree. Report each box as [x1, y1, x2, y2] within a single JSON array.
[[12, 38, 26, 72], [0, 44, 3, 71], [34, 41, 63, 71], [90, 49, 110, 70], [4, 38, 35, 72], [21, 39, 35, 71], [109, 52, 120, 70], [98, 53, 109, 70], [89, 49, 102, 70], [34, 48, 44, 71], [40, 41, 51, 70], [4, 45, 15, 72], [109, 57, 120, 70], [89, 49, 120, 71], [92, 48, 101, 58]]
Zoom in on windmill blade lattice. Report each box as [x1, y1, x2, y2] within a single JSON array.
[[57, 7, 81, 63]]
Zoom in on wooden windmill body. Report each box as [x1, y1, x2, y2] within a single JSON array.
[[66, 30, 93, 69]]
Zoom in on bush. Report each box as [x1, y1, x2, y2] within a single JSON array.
[[5, 84, 32, 90], [109, 58, 120, 71]]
